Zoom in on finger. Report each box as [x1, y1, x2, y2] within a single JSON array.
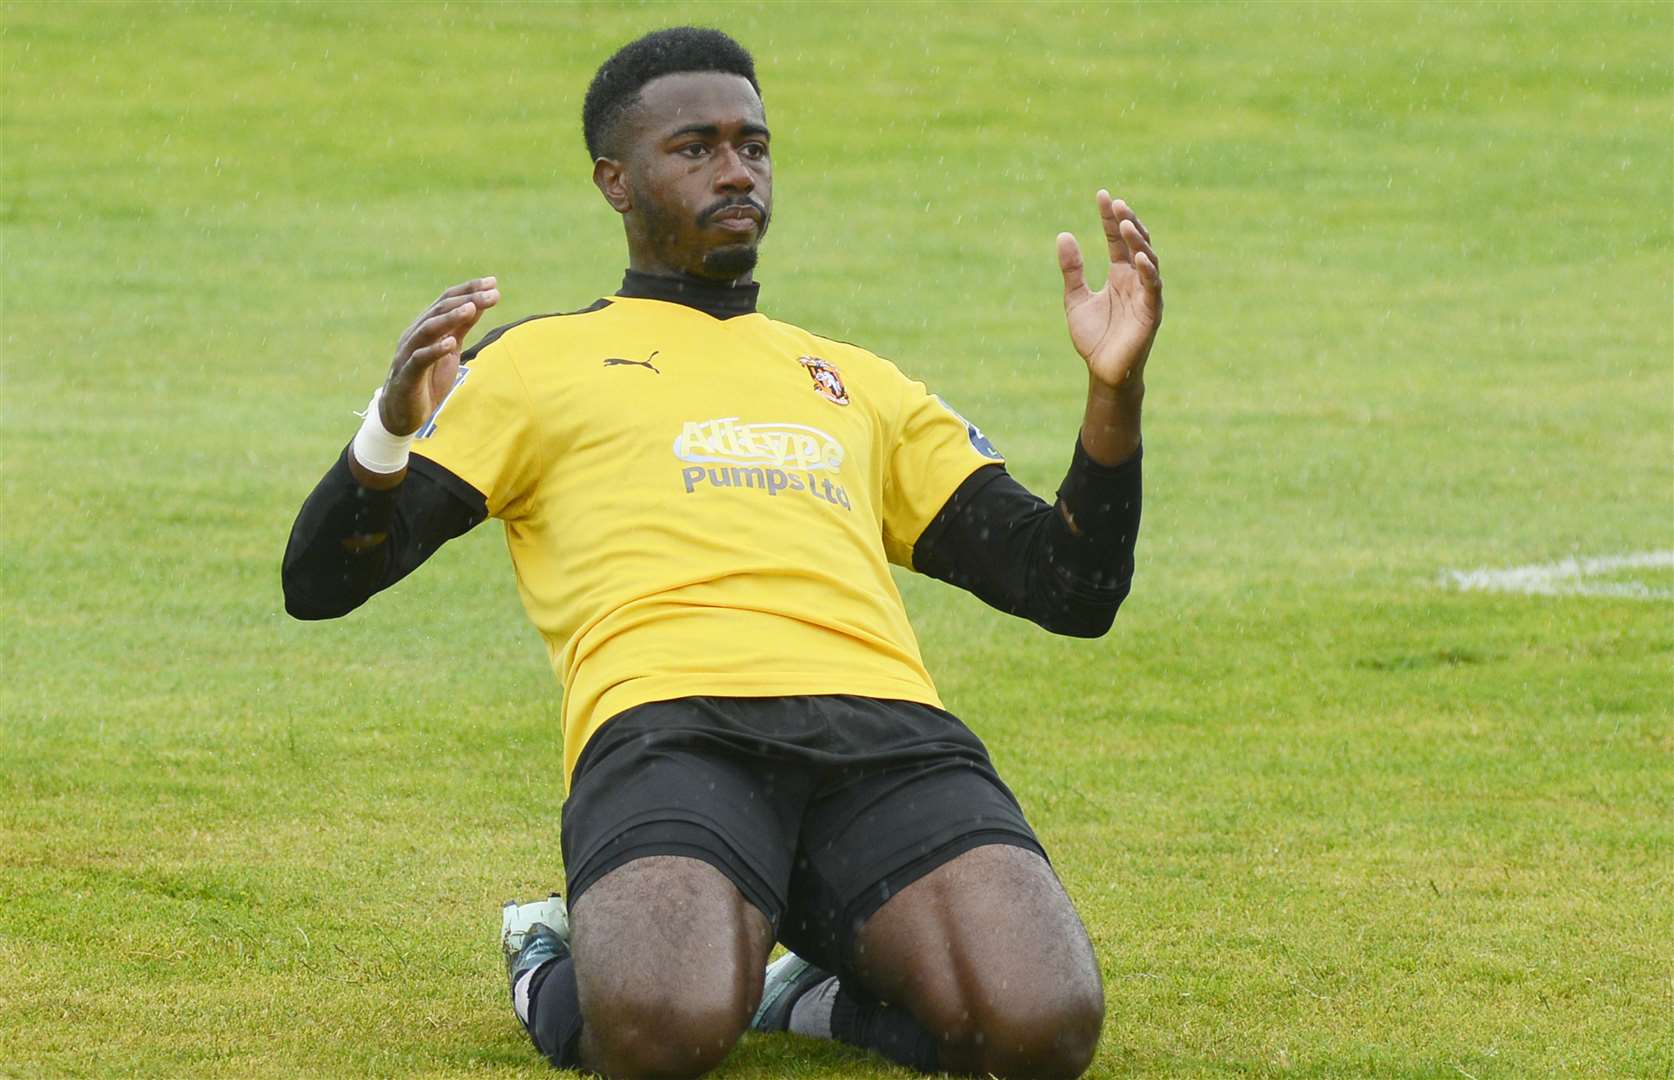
[[400, 296, 467, 352], [394, 335, 458, 381], [425, 286, 500, 333], [428, 286, 500, 321], [1119, 218, 1159, 269], [1135, 251, 1163, 297], [395, 289, 498, 372], [1104, 194, 1151, 244], [1099, 189, 1131, 265], [1117, 204, 1151, 245], [399, 302, 477, 360], [409, 334, 458, 367], [435, 276, 497, 304], [1057, 231, 1089, 302], [399, 284, 500, 352], [453, 286, 499, 336], [417, 289, 496, 342]]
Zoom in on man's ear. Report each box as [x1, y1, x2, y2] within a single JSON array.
[[593, 158, 632, 214]]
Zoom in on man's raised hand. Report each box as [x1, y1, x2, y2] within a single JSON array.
[[1056, 191, 1162, 394], [380, 277, 501, 435]]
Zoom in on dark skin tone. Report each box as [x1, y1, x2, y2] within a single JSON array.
[[592, 71, 774, 284], [351, 70, 1160, 1077]]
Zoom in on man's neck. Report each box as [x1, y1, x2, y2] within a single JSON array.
[[616, 269, 759, 320]]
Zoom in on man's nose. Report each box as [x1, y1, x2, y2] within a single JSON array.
[[713, 146, 754, 192]]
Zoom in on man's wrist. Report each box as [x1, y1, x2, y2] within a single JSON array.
[[1080, 374, 1143, 466], [350, 387, 414, 487], [1087, 373, 1145, 415], [1078, 425, 1141, 468]]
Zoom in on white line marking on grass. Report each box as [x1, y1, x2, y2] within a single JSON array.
[[1443, 550, 1674, 599]]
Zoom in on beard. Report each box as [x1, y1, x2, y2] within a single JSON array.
[[699, 243, 759, 279], [633, 182, 768, 283]]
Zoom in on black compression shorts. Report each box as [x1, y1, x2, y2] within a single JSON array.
[[559, 694, 1046, 977]]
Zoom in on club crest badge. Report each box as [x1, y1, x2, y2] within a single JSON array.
[[797, 355, 850, 406]]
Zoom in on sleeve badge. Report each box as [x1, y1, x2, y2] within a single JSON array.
[[935, 395, 1004, 460]]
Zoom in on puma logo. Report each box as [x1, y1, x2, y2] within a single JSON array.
[[603, 350, 660, 374]]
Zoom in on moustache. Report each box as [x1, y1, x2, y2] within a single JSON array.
[[697, 197, 768, 227]]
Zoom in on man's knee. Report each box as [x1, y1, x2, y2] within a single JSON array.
[[581, 988, 753, 1078], [853, 844, 1106, 1076], [972, 980, 1104, 1078], [569, 855, 773, 1076], [925, 976, 1104, 1078]]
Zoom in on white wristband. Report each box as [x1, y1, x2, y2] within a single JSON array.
[[351, 387, 414, 474]]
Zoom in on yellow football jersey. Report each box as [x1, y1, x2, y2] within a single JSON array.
[[412, 279, 1004, 781]]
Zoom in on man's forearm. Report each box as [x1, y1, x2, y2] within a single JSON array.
[[913, 437, 1141, 638], [348, 453, 407, 490], [281, 448, 485, 619], [1078, 374, 1143, 467]]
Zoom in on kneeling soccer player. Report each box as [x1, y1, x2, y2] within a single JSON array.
[[283, 26, 1161, 1079]]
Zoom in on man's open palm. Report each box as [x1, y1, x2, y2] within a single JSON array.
[[1057, 190, 1162, 391]]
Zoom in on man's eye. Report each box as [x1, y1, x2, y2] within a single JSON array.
[[742, 143, 768, 160], [679, 144, 708, 158]]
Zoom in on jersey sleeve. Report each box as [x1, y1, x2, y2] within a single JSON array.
[[408, 337, 540, 520], [282, 444, 487, 620], [880, 378, 1007, 568]]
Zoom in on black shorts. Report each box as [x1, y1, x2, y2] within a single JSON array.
[[559, 695, 1045, 976]]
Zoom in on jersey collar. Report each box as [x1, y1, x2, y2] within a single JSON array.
[[616, 270, 759, 320]]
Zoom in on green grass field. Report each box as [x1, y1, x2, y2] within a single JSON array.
[[3, 2, 1670, 1076]]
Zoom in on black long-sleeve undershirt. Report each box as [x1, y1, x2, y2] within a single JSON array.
[[281, 442, 1141, 635], [280, 448, 485, 620], [911, 440, 1141, 638]]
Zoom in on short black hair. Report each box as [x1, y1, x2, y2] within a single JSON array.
[[582, 27, 761, 160]]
